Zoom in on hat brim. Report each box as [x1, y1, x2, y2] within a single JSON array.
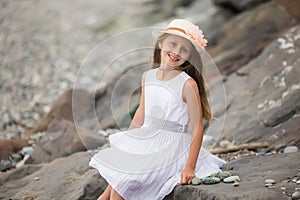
[[152, 29, 203, 53]]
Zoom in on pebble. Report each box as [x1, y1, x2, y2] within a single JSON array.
[[218, 171, 233, 180], [191, 177, 201, 185], [21, 146, 34, 155], [233, 181, 240, 187], [281, 187, 286, 190], [283, 146, 299, 153], [34, 177, 40, 181], [292, 191, 300, 200], [0, 160, 13, 172], [265, 179, 276, 184], [224, 176, 240, 183], [202, 177, 221, 184]]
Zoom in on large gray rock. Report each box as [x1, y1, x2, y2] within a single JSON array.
[[210, 1, 298, 76], [165, 152, 300, 199], [213, 0, 270, 12], [26, 118, 106, 164], [0, 151, 106, 200], [217, 24, 300, 150]]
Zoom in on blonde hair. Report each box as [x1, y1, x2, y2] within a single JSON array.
[[152, 33, 212, 122]]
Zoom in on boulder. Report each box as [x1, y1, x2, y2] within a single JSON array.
[[217, 24, 300, 149], [209, 1, 298, 76], [0, 139, 28, 160], [25, 89, 93, 137], [166, 152, 300, 199], [0, 151, 106, 200], [26, 118, 106, 164], [213, 0, 270, 12]]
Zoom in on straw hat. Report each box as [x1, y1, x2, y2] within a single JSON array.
[[152, 19, 207, 52]]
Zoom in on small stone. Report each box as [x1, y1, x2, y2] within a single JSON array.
[[202, 177, 221, 184], [297, 181, 300, 185], [295, 188, 300, 191], [219, 140, 233, 148], [233, 181, 240, 187], [283, 146, 298, 153], [34, 177, 40, 181], [281, 187, 286, 190], [267, 185, 275, 189], [293, 178, 298, 183], [21, 146, 34, 155], [224, 176, 240, 183], [191, 177, 201, 185], [0, 160, 13, 171], [10, 153, 22, 162], [218, 171, 233, 180], [265, 179, 276, 184], [292, 191, 300, 200]]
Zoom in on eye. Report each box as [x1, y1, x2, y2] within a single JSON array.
[[181, 47, 189, 53], [169, 41, 177, 47]]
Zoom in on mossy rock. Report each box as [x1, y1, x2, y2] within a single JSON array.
[[201, 177, 221, 184]]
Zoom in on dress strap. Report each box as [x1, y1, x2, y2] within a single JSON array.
[[143, 115, 188, 132]]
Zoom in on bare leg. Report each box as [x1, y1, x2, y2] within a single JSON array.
[[97, 185, 112, 200], [110, 188, 124, 200]]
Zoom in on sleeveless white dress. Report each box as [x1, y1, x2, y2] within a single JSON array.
[[89, 68, 225, 200]]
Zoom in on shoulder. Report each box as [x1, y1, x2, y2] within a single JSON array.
[[141, 68, 156, 83], [182, 77, 199, 102]]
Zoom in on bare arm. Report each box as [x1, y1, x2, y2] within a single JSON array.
[[180, 78, 204, 184], [128, 71, 147, 130]]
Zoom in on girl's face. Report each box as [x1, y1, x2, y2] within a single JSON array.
[[159, 34, 193, 68]]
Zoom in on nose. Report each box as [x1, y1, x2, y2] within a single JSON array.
[[172, 46, 181, 56]]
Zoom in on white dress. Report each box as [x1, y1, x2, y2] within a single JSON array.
[[89, 68, 226, 200]]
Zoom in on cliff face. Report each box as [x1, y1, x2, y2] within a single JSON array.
[[0, 0, 300, 199]]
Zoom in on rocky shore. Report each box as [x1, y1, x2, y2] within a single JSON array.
[[1, 0, 300, 199]]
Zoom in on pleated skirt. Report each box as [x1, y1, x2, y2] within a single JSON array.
[[89, 125, 226, 200]]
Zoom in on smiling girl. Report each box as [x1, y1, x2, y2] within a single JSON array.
[[89, 19, 225, 200]]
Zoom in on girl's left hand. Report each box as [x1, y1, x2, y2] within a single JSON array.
[[180, 167, 195, 185]]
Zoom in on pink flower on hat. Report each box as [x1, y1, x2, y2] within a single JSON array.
[[186, 24, 207, 49]]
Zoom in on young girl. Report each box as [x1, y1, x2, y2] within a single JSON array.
[[89, 19, 226, 200]]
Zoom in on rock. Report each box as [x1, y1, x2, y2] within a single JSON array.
[[292, 191, 300, 200], [0, 139, 29, 160], [213, 0, 269, 12], [265, 179, 276, 184], [26, 118, 106, 164], [297, 180, 300, 185], [10, 153, 22, 163], [201, 177, 221, 184], [0, 151, 106, 200], [191, 177, 201, 185], [21, 146, 34, 155], [209, 1, 297, 76], [218, 171, 233, 180], [284, 146, 299, 153], [218, 24, 300, 150], [223, 176, 240, 183], [219, 140, 233, 148], [233, 181, 240, 187], [0, 160, 13, 172], [25, 89, 93, 137], [273, 0, 300, 20]]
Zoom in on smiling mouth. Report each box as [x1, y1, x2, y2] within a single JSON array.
[[168, 53, 180, 62]]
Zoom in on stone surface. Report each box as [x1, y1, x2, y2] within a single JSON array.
[[216, 25, 300, 150], [209, 1, 297, 76], [26, 118, 106, 164], [0, 139, 29, 160], [284, 146, 299, 153], [167, 152, 300, 199], [0, 151, 106, 200], [213, 0, 270, 12]]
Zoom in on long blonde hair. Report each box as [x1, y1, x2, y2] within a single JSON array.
[[152, 33, 212, 122]]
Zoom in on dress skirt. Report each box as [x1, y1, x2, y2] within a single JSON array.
[[89, 122, 226, 200]]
